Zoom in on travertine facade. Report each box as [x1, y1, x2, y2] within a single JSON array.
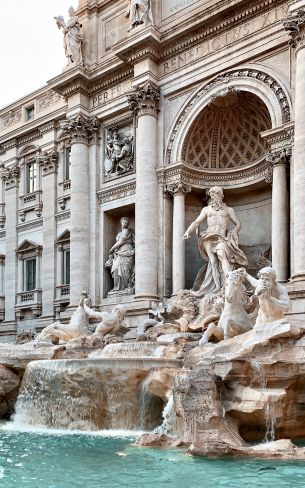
[[0, 0, 302, 339]]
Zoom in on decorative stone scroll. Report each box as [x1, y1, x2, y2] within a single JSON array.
[[60, 115, 99, 144], [127, 82, 160, 118], [167, 181, 191, 196], [284, 8, 305, 49], [1, 165, 20, 190], [38, 149, 58, 177], [104, 126, 134, 178]]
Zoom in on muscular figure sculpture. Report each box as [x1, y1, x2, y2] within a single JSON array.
[[183, 187, 247, 294], [241, 267, 289, 326]]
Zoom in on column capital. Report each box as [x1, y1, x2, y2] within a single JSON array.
[[266, 148, 291, 168], [284, 8, 305, 50], [127, 81, 160, 118], [1, 164, 20, 190], [167, 181, 192, 196], [60, 114, 99, 144], [38, 149, 58, 177]]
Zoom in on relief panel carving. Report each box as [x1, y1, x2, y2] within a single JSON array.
[[104, 125, 135, 180]]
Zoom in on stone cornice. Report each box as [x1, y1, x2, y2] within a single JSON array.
[[157, 158, 273, 190], [97, 181, 136, 205], [261, 123, 294, 150]]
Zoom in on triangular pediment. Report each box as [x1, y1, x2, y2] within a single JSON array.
[[56, 230, 70, 244], [16, 239, 42, 254]]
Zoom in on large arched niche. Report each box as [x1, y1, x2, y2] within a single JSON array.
[[166, 64, 292, 167], [166, 65, 293, 289]]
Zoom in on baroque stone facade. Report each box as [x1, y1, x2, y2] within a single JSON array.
[[0, 0, 302, 338]]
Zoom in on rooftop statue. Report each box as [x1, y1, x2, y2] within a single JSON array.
[[55, 7, 83, 67], [125, 0, 154, 32], [183, 186, 248, 295]]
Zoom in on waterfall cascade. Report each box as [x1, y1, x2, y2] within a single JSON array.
[[13, 358, 181, 432]]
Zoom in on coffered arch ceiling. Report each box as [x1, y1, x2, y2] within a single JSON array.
[[183, 91, 271, 170]]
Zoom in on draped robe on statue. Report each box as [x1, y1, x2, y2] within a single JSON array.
[[197, 230, 248, 295]]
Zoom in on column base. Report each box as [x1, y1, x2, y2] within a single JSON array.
[[290, 273, 305, 284], [135, 293, 159, 301]]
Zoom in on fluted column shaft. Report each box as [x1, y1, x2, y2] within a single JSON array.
[[271, 156, 289, 281], [128, 82, 160, 299], [64, 115, 98, 306], [169, 183, 191, 294]]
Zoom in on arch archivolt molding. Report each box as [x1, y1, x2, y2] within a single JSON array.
[[165, 65, 293, 185]]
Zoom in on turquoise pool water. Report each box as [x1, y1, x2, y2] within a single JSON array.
[[0, 425, 305, 488]]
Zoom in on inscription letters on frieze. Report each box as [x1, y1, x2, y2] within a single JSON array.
[[162, 5, 289, 75], [91, 80, 132, 109]]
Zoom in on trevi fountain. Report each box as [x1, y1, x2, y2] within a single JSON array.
[[1, 0, 305, 486]]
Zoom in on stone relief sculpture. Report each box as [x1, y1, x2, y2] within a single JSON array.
[[183, 186, 248, 295], [241, 267, 290, 326], [55, 7, 83, 67], [105, 128, 134, 177], [125, 0, 154, 32], [105, 217, 135, 296]]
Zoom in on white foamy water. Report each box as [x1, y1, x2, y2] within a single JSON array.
[[0, 422, 145, 438]]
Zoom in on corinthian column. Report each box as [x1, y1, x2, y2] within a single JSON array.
[[285, 9, 305, 282], [268, 151, 289, 282], [62, 115, 98, 306], [128, 82, 160, 299], [168, 182, 191, 294]]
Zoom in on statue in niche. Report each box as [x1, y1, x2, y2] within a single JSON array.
[[105, 128, 134, 177], [105, 217, 135, 296], [183, 186, 248, 295], [240, 267, 289, 327], [125, 0, 154, 32], [55, 7, 83, 67]]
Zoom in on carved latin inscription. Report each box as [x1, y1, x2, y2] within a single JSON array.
[[161, 5, 289, 76]]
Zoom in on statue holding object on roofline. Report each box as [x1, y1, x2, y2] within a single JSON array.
[[55, 7, 83, 67], [125, 0, 154, 32]]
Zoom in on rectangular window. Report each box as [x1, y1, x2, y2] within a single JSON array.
[[25, 258, 36, 291], [64, 147, 71, 181], [26, 162, 37, 193], [26, 106, 35, 121], [64, 250, 70, 285]]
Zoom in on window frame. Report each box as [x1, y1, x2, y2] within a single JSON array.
[[25, 161, 38, 194]]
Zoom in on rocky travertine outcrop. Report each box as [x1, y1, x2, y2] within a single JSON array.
[[0, 365, 20, 417], [183, 320, 305, 444]]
